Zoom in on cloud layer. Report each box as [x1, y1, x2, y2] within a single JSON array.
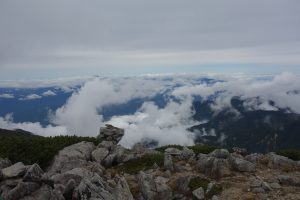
[[0, 73, 300, 147]]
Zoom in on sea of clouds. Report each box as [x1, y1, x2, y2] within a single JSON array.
[[0, 73, 300, 147]]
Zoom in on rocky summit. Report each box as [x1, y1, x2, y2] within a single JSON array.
[[1, 125, 300, 200]]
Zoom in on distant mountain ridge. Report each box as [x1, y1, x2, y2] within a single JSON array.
[[0, 128, 39, 137], [191, 97, 300, 152]]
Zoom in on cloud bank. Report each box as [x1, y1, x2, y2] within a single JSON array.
[[0, 73, 300, 147], [0, 93, 14, 99], [19, 94, 42, 101]]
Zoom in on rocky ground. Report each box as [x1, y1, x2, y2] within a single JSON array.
[[1, 124, 300, 200]]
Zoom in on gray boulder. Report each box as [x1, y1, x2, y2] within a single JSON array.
[[164, 154, 174, 171], [1, 162, 27, 178], [180, 147, 195, 160], [209, 149, 230, 159], [102, 145, 127, 168], [155, 176, 172, 200], [278, 175, 300, 186], [245, 153, 262, 165], [19, 185, 64, 200], [47, 141, 95, 174], [138, 171, 157, 200], [0, 157, 12, 169], [51, 167, 93, 186], [91, 148, 109, 163], [98, 140, 115, 150], [176, 176, 193, 193], [85, 161, 105, 176], [192, 187, 205, 200], [138, 172, 172, 200], [267, 153, 296, 170], [73, 174, 114, 200], [197, 154, 231, 179], [229, 156, 256, 172], [23, 163, 44, 181], [63, 179, 76, 200], [112, 176, 134, 200], [97, 124, 124, 144], [4, 182, 40, 200]]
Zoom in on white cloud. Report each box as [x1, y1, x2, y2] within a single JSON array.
[[0, 76, 92, 89], [19, 94, 42, 100], [107, 101, 196, 148], [51, 77, 167, 137], [172, 73, 300, 114], [42, 90, 56, 96], [0, 113, 67, 137], [0, 93, 14, 98]]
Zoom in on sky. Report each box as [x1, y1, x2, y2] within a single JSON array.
[[1, 0, 300, 80]]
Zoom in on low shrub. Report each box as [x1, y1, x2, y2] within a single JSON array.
[[188, 177, 210, 191], [188, 144, 218, 155], [155, 144, 184, 152], [276, 149, 300, 161], [188, 177, 222, 199]]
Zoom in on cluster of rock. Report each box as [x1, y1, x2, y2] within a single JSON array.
[[1, 124, 300, 200]]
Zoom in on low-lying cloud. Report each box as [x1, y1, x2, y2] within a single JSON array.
[[19, 94, 42, 101], [1, 73, 300, 147], [0, 113, 67, 137], [0, 93, 14, 99], [42, 90, 56, 96]]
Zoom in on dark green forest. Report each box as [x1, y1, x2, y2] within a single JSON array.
[[0, 129, 100, 169]]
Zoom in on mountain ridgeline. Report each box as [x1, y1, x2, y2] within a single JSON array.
[[191, 97, 300, 153]]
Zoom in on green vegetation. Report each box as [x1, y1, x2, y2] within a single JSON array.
[[206, 184, 223, 199], [276, 149, 300, 161], [155, 144, 184, 152], [0, 134, 100, 169], [188, 144, 218, 155], [189, 177, 210, 191], [116, 153, 164, 174], [188, 177, 222, 199]]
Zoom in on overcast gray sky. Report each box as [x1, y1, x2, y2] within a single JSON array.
[[1, 0, 300, 80]]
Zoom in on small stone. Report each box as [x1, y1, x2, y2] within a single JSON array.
[[252, 187, 265, 193], [270, 182, 281, 189], [278, 175, 294, 186], [262, 181, 272, 191], [250, 178, 262, 188], [206, 182, 214, 194], [192, 187, 205, 200], [212, 195, 219, 200]]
